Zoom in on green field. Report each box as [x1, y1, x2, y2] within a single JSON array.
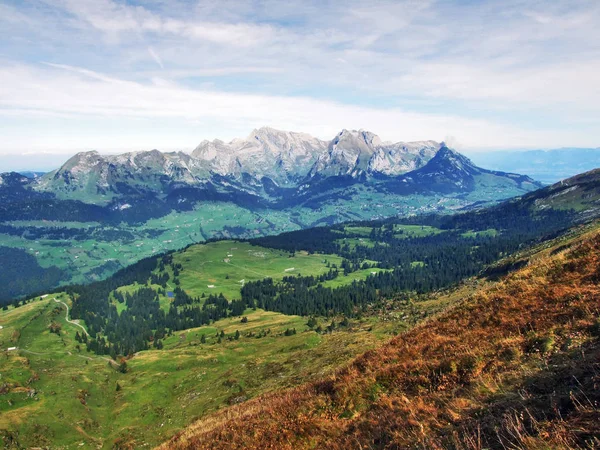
[[393, 224, 444, 238], [344, 226, 374, 236], [170, 241, 343, 300], [320, 267, 390, 289], [0, 296, 401, 449], [461, 228, 498, 238]]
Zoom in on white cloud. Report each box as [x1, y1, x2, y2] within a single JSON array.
[[0, 0, 599, 152], [0, 62, 593, 152], [45, 0, 276, 46]]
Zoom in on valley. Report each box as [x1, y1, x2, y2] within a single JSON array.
[[1, 169, 599, 448]]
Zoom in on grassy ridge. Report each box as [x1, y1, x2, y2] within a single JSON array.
[[162, 224, 600, 450]]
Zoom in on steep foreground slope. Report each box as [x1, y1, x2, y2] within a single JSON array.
[[163, 225, 600, 449]]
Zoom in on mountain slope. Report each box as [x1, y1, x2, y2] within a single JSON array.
[[518, 168, 600, 216], [162, 223, 600, 450], [35, 150, 207, 203], [385, 145, 541, 195]]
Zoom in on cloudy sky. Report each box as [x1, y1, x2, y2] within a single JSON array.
[[1, 0, 599, 165]]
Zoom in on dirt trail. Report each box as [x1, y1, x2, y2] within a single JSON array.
[[53, 298, 89, 336]]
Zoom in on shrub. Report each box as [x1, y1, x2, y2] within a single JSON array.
[[589, 319, 600, 337], [525, 333, 555, 355], [458, 354, 485, 380], [499, 345, 522, 362], [438, 359, 458, 375]]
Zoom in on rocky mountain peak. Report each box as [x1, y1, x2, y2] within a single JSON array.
[[60, 150, 105, 173], [191, 127, 327, 183], [432, 145, 478, 175], [334, 129, 382, 148], [247, 126, 284, 140]]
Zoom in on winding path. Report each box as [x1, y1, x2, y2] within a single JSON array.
[[53, 298, 89, 336], [15, 299, 115, 365]]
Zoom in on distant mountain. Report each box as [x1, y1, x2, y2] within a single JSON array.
[[0, 171, 30, 187], [466, 148, 600, 184], [18, 171, 46, 179], [35, 149, 206, 203], [0, 172, 45, 203], [308, 129, 438, 179], [384, 146, 538, 195], [31, 127, 539, 208]]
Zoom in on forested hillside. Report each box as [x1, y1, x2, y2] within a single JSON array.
[[52, 193, 576, 357]]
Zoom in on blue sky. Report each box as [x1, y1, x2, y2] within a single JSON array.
[[0, 0, 599, 162]]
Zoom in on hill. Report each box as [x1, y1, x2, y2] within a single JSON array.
[[162, 222, 600, 450], [0, 294, 406, 448], [1, 169, 599, 448]]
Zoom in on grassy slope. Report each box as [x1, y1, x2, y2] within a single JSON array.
[[163, 224, 600, 450], [0, 298, 406, 449], [108, 239, 351, 318], [1, 226, 481, 448]]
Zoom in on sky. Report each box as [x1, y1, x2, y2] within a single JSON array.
[[0, 0, 599, 169]]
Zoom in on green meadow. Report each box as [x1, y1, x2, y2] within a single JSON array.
[[393, 224, 444, 238], [167, 240, 343, 300], [0, 296, 398, 449]]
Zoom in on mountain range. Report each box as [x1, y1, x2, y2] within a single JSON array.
[[27, 127, 538, 207], [0, 127, 543, 300]]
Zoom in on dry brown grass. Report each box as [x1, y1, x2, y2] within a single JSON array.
[[160, 230, 600, 450]]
